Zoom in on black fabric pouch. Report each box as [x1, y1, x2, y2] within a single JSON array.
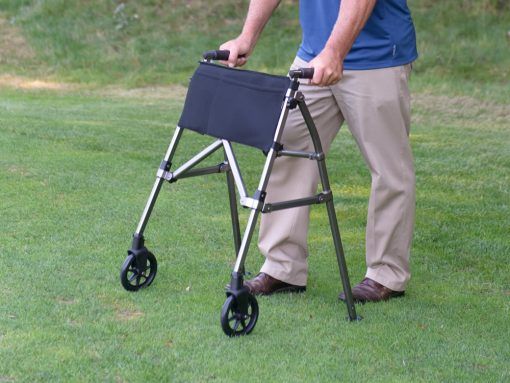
[[178, 62, 291, 152]]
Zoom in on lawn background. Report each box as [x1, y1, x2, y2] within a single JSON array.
[[0, 0, 509, 382]]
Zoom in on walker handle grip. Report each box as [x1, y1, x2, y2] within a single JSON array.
[[203, 50, 231, 61], [289, 68, 315, 79], [203, 50, 248, 62]]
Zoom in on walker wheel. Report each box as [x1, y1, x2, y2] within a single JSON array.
[[220, 294, 259, 337], [120, 251, 157, 291]]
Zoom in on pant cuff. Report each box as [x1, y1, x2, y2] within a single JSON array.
[[260, 260, 307, 287], [365, 267, 407, 292]]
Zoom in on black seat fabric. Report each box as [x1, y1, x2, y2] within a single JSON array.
[[178, 62, 291, 152]]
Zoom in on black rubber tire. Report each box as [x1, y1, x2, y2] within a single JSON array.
[[120, 251, 157, 291], [220, 294, 259, 337]]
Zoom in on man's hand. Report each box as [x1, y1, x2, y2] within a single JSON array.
[[219, 35, 254, 67], [308, 47, 344, 87], [218, 0, 281, 67], [308, 0, 376, 87]]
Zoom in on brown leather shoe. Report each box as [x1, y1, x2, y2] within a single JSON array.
[[245, 273, 306, 296], [338, 278, 405, 304]]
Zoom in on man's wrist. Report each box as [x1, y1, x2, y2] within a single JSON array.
[[239, 30, 259, 49], [323, 43, 347, 61]]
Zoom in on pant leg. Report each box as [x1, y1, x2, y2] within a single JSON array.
[[331, 64, 415, 291], [258, 57, 344, 286]]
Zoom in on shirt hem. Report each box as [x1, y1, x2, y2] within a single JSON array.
[[297, 51, 419, 71]]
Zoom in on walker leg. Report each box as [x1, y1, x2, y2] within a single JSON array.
[[325, 198, 360, 321], [134, 127, 184, 237], [298, 97, 360, 321], [225, 154, 242, 257], [120, 127, 183, 292], [223, 208, 260, 337]]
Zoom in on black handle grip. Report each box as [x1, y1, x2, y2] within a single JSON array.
[[289, 68, 315, 79], [203, 50, 231, 61]]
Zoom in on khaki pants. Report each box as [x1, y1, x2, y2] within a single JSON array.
[[257, 56, 415, 291]]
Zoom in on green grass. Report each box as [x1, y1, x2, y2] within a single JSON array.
[[1, 0, 509, 381], [0, 80, 509, 381]]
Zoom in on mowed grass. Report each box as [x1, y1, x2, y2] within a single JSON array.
[[0, 78, 509, 382], [0, 0, 509, 381]]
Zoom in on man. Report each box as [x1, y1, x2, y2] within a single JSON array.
[[220, 0, 417, 303]]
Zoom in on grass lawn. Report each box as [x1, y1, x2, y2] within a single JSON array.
[[0, 74, 509, 382], [0, 0, 509, 381]]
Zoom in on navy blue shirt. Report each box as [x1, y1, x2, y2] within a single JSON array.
[[298, 0, 418, 70]]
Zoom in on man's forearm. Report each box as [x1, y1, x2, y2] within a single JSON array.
[[240, 0, 281, 47], [325, 0, 376, 60]]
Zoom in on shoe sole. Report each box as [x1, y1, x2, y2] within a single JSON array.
[[339, 291, 405, 304], [256, 285, 307, 296], [225, 284, 306, 296]]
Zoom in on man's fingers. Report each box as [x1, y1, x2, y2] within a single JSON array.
[[236, 56, 248, 67], [227, 47, 239, 67], [219, 36, 253, 67], [218, 42, 237, 66], [218, 45, 230, 66], [323, 69, 341, 86], [322, 69, 334, 86], [218, 43, 249, 67], [310, 66, 324, 85], [331, 73, 342, 85], [310, 66, 342, 86]]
